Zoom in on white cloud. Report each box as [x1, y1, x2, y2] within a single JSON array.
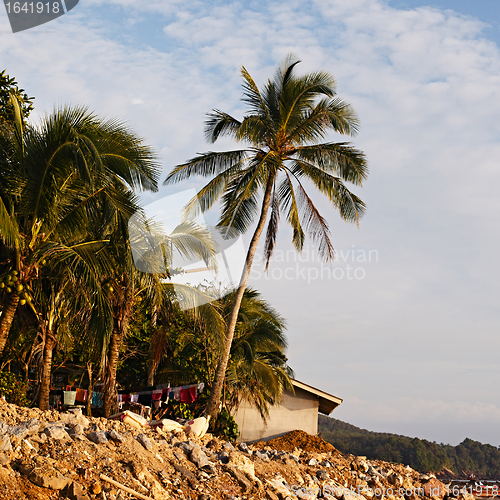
[[1, 0, 500, 444]]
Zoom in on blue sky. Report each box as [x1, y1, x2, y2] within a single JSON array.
[[2, 0, 500, 446]]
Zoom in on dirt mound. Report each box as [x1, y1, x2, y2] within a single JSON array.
[[254, 429, 337, 453]]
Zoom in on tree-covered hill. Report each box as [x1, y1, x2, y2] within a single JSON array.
[[319, 415, 500, 479]]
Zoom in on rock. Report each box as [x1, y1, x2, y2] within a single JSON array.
[[230, 453, 255, 476], [225, 465, 253, 493], [44, 425, 69, 440], [190, 446, 209, 469], [254, 450, 269, 461], [69, 424, 85, 438], [60, 412, 90, 427], [422, 478, 447, 499], [176, 440, 196, 454], [87, 431, 108, 444], [289, 454, 300, 463], [217, 450, 230, 464], [222, 441, 235, 452], [0, 420, 8, 434], [0, 453, 10, 465], [67, 481, 86, 500], [171, 462, 198, 485], [305, 458, 317, 466], [0, 434, 11, 452], [317, 470, 329, 481], [7, 419, 40, 439], [266, 490, 280, 500], [27, 462, 72, 490], [342, 490, 366, 500], [238, 442, 251, 454], [107, 430, 125, 443], [319, 460, 332, 467], [136, 433, 152, 451]]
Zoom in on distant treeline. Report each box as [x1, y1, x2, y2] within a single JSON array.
[[318, 415, 500, 478]]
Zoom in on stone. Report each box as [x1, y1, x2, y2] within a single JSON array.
[[107, 430, 125, 444], [266, 490, 280, 500], [60, 412, 90, 427], [176, 440, 195, 454], [254, 450, 269, 461], [224, 465, 253, 493], [29, 468, 72, 490], [217, 450, 230, 464], [67, 481, 86, 500], [238, 442, 252, 454], [7, 419, 40, 439], [0, 420, 8, 434], [0, 434, 11, 452], [190, 446, 209, 469], [171, 462, 198, 485], [44, 425, 69, 440], [69, 424, 85, 438], [317, 470, 330, 481], [319, 460, 332, 467], [87, 431, 108, 444], [305, 458, 317, 466], [136, 433, 152, 451], [422, 478, 447, 499], [222, 441, 235, 452]]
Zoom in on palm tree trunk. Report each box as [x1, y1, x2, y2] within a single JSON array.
[[0, 293, 19, 355], [86, 360, 93, 417], [205, 175, 275, 419], [104, 330, 122, 417], [38, 333, 55, 410]]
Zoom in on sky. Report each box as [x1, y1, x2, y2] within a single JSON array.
[[1, 0, 500, 447]]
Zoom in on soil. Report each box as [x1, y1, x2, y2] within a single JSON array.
[[254, 429, 337, 453]]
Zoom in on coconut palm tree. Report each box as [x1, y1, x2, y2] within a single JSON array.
[[0, 101, 160, 409], [165, 55, 368, 418]]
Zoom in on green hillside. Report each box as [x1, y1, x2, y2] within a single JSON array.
[[318, 415, 500, 479]]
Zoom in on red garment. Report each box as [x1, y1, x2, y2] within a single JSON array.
[[180, 386, 197, 403]]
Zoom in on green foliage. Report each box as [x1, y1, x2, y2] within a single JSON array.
[[0, 370, 28, 406], [319, 415, 500, 478], [163, 400, 195, 420], [210, 407, 239, 442], [0, 70, 34, 129]]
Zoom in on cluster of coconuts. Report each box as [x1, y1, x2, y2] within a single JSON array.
[[103, 282, 114, 294], [0, 270, 32, 306]]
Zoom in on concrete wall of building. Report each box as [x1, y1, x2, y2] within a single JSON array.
[[232, 387, 319, 442]]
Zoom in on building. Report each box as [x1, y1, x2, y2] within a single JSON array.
[[232, 379, 342, 442]]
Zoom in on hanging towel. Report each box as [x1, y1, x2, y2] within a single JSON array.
[[75, 388, 87, 402], [130, 393, 139, 404], [91, 392, 103, 408], [180, 386, 197, 403]]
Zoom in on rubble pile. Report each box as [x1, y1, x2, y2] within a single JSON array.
[[0, 402, 472, 500]]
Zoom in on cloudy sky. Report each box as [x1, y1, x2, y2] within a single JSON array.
[[2, 0, 500, 446]]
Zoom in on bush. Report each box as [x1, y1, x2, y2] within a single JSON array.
[[0, 371, 28, 406]]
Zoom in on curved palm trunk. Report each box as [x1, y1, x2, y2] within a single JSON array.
[[38, 332, 55, 410], [0, 293, 19, 355], [205, 175, 275, 419]]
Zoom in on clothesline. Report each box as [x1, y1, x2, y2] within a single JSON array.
[[118, 382, 204, 405]]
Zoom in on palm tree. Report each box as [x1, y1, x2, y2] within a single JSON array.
[[222, 287, 293, 419], [165, 55, 368, 418], [0, 102, 160, 409]]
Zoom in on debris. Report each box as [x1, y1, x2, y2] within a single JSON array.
[[100, 474, 153, 500]]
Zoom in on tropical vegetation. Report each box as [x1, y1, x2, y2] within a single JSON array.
[[319, 415, 500, 478], [0, 69, 294, 430], [165, 55, 368, 418]]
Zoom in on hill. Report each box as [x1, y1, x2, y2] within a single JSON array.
[[318, 415, 500, 479]]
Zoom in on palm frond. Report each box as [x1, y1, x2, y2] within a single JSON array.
[[294, 142, 368, 185]]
